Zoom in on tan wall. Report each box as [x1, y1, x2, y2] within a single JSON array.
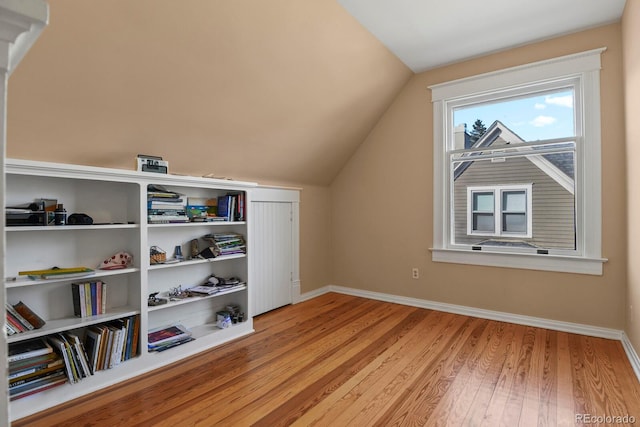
[[297, 184, 332, 293], [623, 2, 640, 352], [5, 1, 405, 301], [331, 24, 627, 328], [5, 1, 411, 186]]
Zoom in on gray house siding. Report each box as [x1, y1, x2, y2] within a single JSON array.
[[453, 155, 575, 249]]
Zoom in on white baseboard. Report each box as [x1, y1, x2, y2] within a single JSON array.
[[621, 331, 640, 381], [291, 281, 302, 304], [298, 284, 640, 383], [296, 285, 330, 303]]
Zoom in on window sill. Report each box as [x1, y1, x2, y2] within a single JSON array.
[[430, 248, 607, 275]]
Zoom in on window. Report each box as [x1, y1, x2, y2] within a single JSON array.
[[467, 185, 532, 238], [471, 190, 495, 234], [430, 49, 606, 275]]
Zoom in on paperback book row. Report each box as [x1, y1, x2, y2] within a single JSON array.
[[147, 184, 246, 224], [182, 193, 246, 223], [5, 301, 45, 335], [215, 193, 245, 222], [71, 281, 107, 317], [7, 315, 139, 401]]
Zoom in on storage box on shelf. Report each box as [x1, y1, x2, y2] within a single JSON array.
[[4, 159, 257, 421]]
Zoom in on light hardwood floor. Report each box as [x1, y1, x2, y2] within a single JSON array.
[[14, 292, 640, 426]]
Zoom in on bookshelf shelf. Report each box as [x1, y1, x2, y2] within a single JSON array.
[[147, 254, 246, 271], [189, 319, 252, 341], [6, 306, 140, 344], [148, 221, 246, 228], [5, 268, 140, 288], [6, 224, 139, 232], [147, 285, 247, 312]]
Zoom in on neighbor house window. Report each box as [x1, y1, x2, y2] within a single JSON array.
[[430, 48, 606, 275], [467, 185, 532, 238]]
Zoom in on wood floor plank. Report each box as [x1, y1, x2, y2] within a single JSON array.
[[159, 299, 409, 426], [518, 328, 557, 427], [370, 316, 482, 426], [606, 338, 640, 415], [427, 319, 501, 426], [289, 309, 448, 427], [462, 322, 519, 426], [365, 318, 492, 427], [199, 304, 418, 425], [517, 327, 545, 427], [12, 293, 640, 427], [479, 323, 529, 427], [556, 331, 577, 427], [305, 311, 471, 427], [498, 326, 537, 426]]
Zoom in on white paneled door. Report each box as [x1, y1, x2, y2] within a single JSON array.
[[251, 201, 294, 316]]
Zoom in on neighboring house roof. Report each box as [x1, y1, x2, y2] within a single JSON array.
[[453, 120, 575, 194]]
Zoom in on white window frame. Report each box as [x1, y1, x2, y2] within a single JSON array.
[[467, 184, 532, 238], [430, 48, 607, 275]]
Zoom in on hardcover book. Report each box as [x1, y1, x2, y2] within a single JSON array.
[[8, 339, 53, 363], [13, 301, 45, 329]]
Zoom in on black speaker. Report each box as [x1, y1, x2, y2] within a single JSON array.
[[67, 213, 93, 225]]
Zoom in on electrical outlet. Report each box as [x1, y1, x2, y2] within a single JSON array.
[[412, 268, 419, 279]]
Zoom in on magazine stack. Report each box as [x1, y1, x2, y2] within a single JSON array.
[[147, 324, 194, 352], [202, 233, 246, 258], [8, 339, 66, 400], [147, 184, 189, 224]]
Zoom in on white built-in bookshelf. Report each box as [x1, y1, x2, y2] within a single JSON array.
[[4, 159, 260, 421]]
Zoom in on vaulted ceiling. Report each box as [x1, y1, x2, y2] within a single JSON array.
[[7, 0, 411, 185], [6, 1, 626, 185]]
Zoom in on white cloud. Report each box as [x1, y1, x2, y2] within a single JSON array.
[[530, 115, 557, 127], [534, 103, 546, 110], [545, 95, 573, 108]]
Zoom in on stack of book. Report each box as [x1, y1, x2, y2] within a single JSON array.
[[84, 315, 140, 373], [5, 301, 45, 335], [71, 281, 107, 317], [186, 197, 225, 222], [148, 323, 194, 352], [147, 184, 189, 224], [8, 339, 67, 400], [203, 232, 246, 257], [217, 193, 245, 222], [19, 266, 95, 281]]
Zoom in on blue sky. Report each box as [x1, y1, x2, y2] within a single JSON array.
[[453, 89, 574, 141]]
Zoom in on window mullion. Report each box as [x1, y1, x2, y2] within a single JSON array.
[[494, 190, 501, 237]]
